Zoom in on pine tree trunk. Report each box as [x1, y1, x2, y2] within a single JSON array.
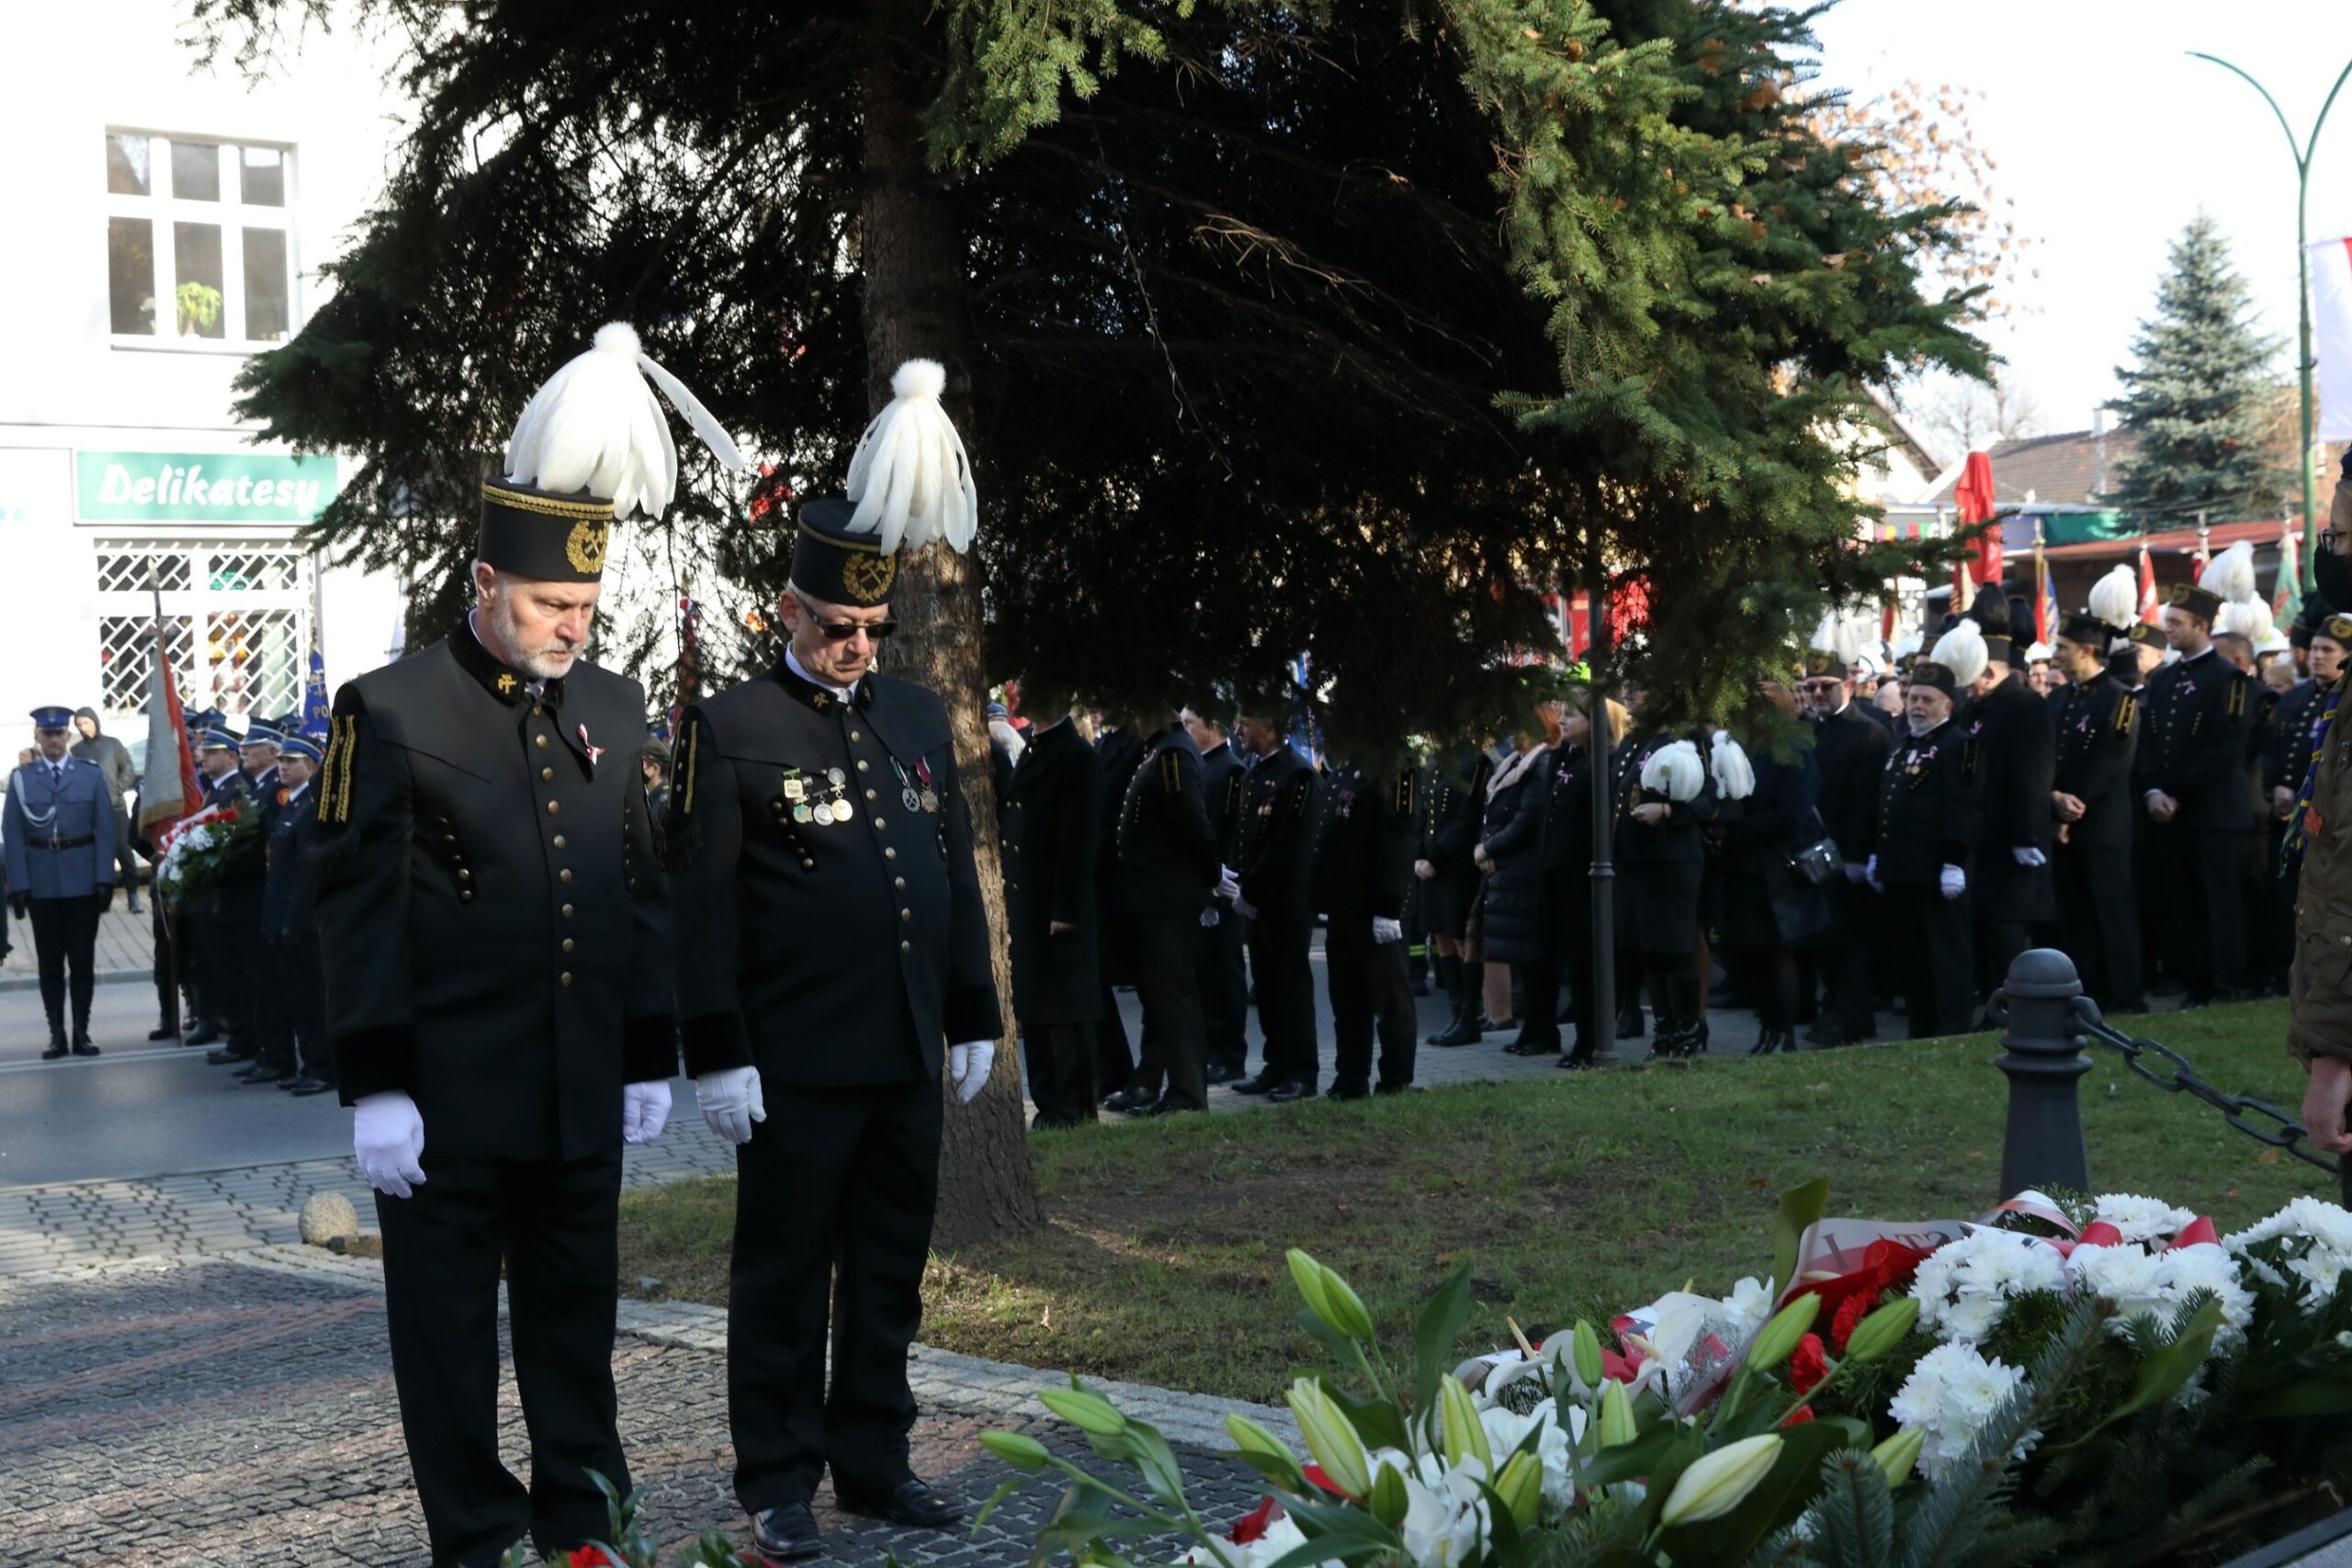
[[861, 0, 1045, 1247]]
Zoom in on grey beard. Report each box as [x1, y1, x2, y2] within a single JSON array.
[[486, 599, 580, 681]]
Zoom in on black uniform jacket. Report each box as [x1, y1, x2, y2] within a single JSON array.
[[1966, 674, 2058, 919], [1417, 746, 1490, 875], [1116, 726, 1218, 914], [2133, 647, 2262, 834], [1308, 761, 1417, 919], [1871, 716, 1984, 886], [313, 625, 675, 1161], [666, 660, 1001, 1088], [1003, 717, 1102, 1028], [261, 779, 322, 941], [1617, 734, 1717, 865], [1236, 744, 1317, 920], [1200, 739, 1248, 869], [1813, 703, 1893, 863], [2052, 673, 2142, 852]]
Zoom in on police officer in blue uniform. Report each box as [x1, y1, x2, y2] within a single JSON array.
[[6, 706, 121, 1057], [664, 360, 1000, 1562]]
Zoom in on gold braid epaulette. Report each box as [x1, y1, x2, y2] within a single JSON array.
[[1395, 772, 1415, 817], [2228, 678, 2247, 719], [316, 711, 356, 827], [677, 716, 699, 819], [2116, 693, 2137, 735], [1161, 750, 1182, 794]]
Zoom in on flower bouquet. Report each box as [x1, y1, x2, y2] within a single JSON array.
[[154, 798, 261, 909], [981, 1179, 2352, 1566]]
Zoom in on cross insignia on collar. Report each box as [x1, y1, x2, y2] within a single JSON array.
[[812, 692, 831, 711], [496, 673, 517, 694]]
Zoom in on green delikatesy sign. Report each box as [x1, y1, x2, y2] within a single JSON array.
[[75, 451, 339, 522]]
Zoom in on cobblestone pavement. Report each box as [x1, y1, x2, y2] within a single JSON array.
[[0, 1248, 1287, 1567]]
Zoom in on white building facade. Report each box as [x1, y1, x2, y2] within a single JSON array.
[[0, 0, 411, 743]]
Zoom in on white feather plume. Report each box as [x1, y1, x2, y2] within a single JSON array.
[[1640, 739, 1704, 804], [2087, 564, 2138, 629], [1709, 731, 1756, 801], [1930, 619, 1989, 687], [2218, 595, 2276, 643], [503, 321, 744, 520], [1892, 634, 1922, 660], [843, 358, 979, 557], [2200, 539, 2256, 605], [1810, 609, 1865, 667]]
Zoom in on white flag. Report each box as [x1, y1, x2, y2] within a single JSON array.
[[2312, 237, 2352, 444]]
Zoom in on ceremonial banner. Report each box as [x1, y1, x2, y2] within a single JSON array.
[[2312, 237, 2352, 444], [138, 596, 203, 847]]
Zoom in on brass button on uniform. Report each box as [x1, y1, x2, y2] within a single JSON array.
[[560, 868, 573, 883], [552, 834, 567, 850], [874, 817, 886, 830], [546, 800, 560, 816], [899, 940, 912, 953], [541, 766, 554, 782], [536, 734, 548, 749], [561, 903, 574, 918], [885, 847, 897, 860], [850, 730, 862, 742], [900, 908, 912, 921], [533, 705, 545, 716], [458, 869, 472, 882], [459, 890, 475, 904], [801, 858, 815, 870], [894, 876, 906, 890], [562, 938, 574, 953], [865, 788, 877, 802], [560, 971, 573, 986]]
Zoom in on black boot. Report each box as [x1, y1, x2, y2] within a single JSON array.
[[1425, 956, 1461, 1044], [1557, 1028, 1597, 1071], [1616, 996, 1646, 1040], [1433, 961, 1485, 1046], [42, 1018, 68, 1061]]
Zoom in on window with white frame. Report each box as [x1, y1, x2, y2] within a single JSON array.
[[104, 130, 296, 346]]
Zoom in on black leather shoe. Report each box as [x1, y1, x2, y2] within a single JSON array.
[[1230, 1073, 1281, 1096], [71, 1035, 100, 1057], [232, 1061, 277, 1081], [1266, 1079, 1316, 1103], [205, 1046, 253, 1066], [282, 1076, 333, 1095], [1429, 1014, 1483, 1047], [243, 1066, 294, 1085], [1132, 1095, 1201, 1118], [1326, 1082, 1371, 1101], [749, 1502, 822, 1561], [1102, 1086, 1158, 1112], [1204, 1062, 1247, 1086], [149, 1022, 177, 1042], [1373, 1081, 1415, 1096], [186, 1026, 221, 1046], [834, 1478, 967, 1529], [41, 1041, 68, 1061]]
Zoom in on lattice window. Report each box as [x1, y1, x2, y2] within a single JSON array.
[[95, 550, 191, 592], [206, 609, 303, 717], [209, 550, 298, 592], [98, 616, 196, 712]]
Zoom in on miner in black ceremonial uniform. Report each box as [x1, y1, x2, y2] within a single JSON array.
[[1960, 623, 2057, 997], [1091, 711, 1148, 1101], [5, 706, 120, 1057], [2270, 614, 2346, 971], [312, 323, 708, 1568], [1868, 642, 1984, 1039], [2136, 577, 2262, 1005], [1185, 704, 1252, 1083], [1310, 750, 1419, 1098], [1226, 695, 1319, 1100], [1799, 637, 1892, 1045], [1416, 741, 1492, 1045], [1003, 688, 1102, 1128], [664, 360, 1000, 1562], [2048, 613, 2145, 1011], [1114, 712, 1219, 1114]]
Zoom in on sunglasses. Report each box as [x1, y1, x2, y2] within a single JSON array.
[[791, 591, 897, 643]]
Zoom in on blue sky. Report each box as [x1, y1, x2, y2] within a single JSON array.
[[1805, 0, 2352, 442]]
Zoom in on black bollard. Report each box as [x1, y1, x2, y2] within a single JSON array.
[[1995, 949, 2094, 1200]]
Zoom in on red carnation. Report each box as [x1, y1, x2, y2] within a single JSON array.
[[1788, 1333, 1828, 1395], [1831, 1291, 1875, 1354], [1781, 1404, 1815, 1427], [1231, 1495, 1285, 1544], [565, 1551, 616, 1568]]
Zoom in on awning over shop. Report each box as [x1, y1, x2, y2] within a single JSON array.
[[2041, 518, 2287, 561]]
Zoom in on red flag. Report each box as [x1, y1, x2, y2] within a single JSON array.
[[2137, 539, 2159, 625], [1952, 450, 2005, 589], [138, 608, 202, 850]]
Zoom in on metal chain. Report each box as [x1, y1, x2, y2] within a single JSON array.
[[2067, 995, 2345, 1180]]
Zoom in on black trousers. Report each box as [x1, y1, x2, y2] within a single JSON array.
[[1198, 907, 1250, 1073], [1093, 976, 1136, 1093], [2053, 841, 2143, 1010], [276, 935, 333, 1078], [1131, 910, 1209, 1109], [28, 894, 102, 1033], [1022, 1021, 1095, 1125], [375, 1146, 628, 1568], [1326, 915, 1417, 1090], [1515, 964, 1566, 1051], [151, 897, 179, 1033], [2150, 828, 2249, 1002], [1249, 913, 1318, 1086], [1816, 877, 1877, 1036], [731, 1078, 941, 1514], [1882, 885, 1975, 1039], [253, 943, 297, 1074]]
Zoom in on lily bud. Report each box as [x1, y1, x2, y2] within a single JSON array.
[[1438, 1374, 1493, 1472], [1286, 1249, 1339, 1326], [1225, 1413, 1295, 1465], [1039, 1384, 1127, 1438], [1570, 1321, 1605, 1389], [1494, 1450, 1544, 1528], [1746, 1294, 1823, 1372], [1286, 1249, 1375, 1342], [979, 1431, 1051, 1469], [1660, 1434, 1783, 1528], [1367, 1460, 1411, 1527], [1841, 1297, 1920, 1364], [1286, 1378, 1373, 1499], [1597, 1378, 1638, 1450], [1870, 1427, 1925, 1489]]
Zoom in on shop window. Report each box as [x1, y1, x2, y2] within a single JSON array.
[[104, 130, 297, 346], [92, 543, 310, 721], [99, 615, 195, 714]]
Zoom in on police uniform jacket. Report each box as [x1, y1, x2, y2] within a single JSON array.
[[179, 769, 252, 916], [1308, 761, 1417, 920], [1002, 717, 1101, 1028], [2052, 672, 2142, 852], [217, 765, 277, 921], [2133, 647, 2261, 834], [1236, 743, 1317, 921], [1871, 716, 1984, 886], [260, 779, 322, 942], [3, 757, 119, 899], [1813, 702, 1893, 863], [1966, 674, 2058, 922], [1116, 726, 1218, 915], [313, 623, 676, 1161], [666, 659, 1000, 1089], [1200, 739, 1248, 869]]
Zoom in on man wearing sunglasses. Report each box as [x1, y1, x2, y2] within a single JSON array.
[[665, 360, 1001, 1563]]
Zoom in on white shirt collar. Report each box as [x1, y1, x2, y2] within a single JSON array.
[[785, 644, 858, 700]]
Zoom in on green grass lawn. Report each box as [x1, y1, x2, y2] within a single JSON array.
[[617, 998, 2335, 1406]]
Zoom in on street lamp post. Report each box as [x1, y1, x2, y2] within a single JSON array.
[[2189, 51, 2352, 596]]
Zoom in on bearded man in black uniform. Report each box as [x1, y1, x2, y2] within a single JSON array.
[[2048, 614, 2145, 1011], [1961, 625, 2057, 999], [1003, 687, 1102, 1128], [665, 360, 1001, 1562], [313, 323, 708, 1568], [1867, 650, 1984, 1039], [1226, 698, 1319, 1100], [1184, 704, 1251, 1083]]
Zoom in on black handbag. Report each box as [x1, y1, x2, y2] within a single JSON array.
[[1789, 808, 1843, 886]]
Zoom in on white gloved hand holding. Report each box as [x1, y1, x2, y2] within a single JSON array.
[[948, 1040, 996, 1104], [1843, 860, 1869, 885], [1939, 863, 1967, 900], [1200, 908, 1221, 929], [353, 1090, 426, 1199], [1372, 917, 1404, 945], [1215, 865, 1242, 903], [1865, 853, 1883, 892], [1232, 894, 1259, 920], [2010, 846, 2047, 868], [622, 1079, 672, 1145], [695, 1066, 766, 1145]]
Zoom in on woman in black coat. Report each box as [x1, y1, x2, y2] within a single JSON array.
[[1477, 714, 1560, 1054], [1004, 710, 1105, 1126], [1716, 684, 1831, 1055], [1617, 728, 1718, 1058]]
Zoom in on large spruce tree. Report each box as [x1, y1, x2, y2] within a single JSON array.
[[2107, 213, 2287, 525]]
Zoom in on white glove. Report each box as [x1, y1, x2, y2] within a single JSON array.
[[1215, 866, 1242, 902], [1372, 917, 1404, 944], [353, 1090, 426, 1199], [2010, 846, 2047, 868], [1232, 894, 1259, 920], [1201, 908, 1221, 928], [948, 1040, 996, 1104], [1939, 863, 1966, 900], [695, 1066, 767, 1145], [1842, 860, 1868, 885], [1865, 853, 1883, 892], [622, 1079, 672, 1145]]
